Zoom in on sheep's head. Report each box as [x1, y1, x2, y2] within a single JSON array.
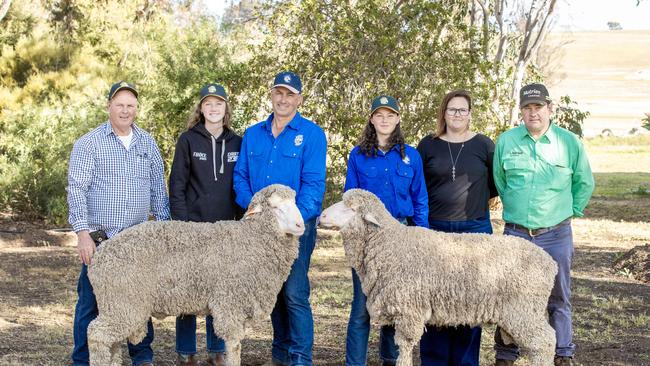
[[244, 184, 305, 236], [319, 189, 388, 230]]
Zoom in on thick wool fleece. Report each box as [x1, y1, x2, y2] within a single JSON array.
[[86, 185, 300, 366], [339, 189, 558, 366]]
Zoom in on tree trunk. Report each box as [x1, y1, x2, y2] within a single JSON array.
[[0, 0, 11, 22], [508, 60, 526, 126]]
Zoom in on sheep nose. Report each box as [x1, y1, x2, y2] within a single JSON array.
[[296, 222, 304, 229]]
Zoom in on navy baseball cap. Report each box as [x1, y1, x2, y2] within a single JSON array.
[[272, 71, 302, 94], [371, 95, 399, 115], [108, 81, 138, 100], [199, 83, 228, 103], [520, 83, 551, 108]]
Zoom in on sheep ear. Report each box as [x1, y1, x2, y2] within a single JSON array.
[[244, 205, 262, 219], [363, 213, 382, 227]]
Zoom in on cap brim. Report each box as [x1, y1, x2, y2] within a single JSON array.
[[110, 86, 138, 100], [200, 94, 228, 103], [371, 106, 399, 115], [272, 84, 300, 94], [520, 97, 549, 108]]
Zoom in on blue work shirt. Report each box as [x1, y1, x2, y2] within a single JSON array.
[[234, 111, 327, 221], [344, 144, 429, 228]]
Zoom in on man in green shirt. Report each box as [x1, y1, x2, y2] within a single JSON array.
[[493, 83, 594, 366]]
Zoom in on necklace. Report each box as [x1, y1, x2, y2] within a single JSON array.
[[447, 141, 464, 182]]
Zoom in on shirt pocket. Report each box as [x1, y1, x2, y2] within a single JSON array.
[[281, 146, 302, 172], [395, 163, 415, 196], [502, 156, 531, 189], [358, 165, 379, 188], [549, 161, 573, 191]]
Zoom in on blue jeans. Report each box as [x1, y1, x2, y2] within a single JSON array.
[[271, 218, 317, 366], [420, 216, 492, 366], [346, 269, 399, 366], [495, 221, 575, 360], [72, 265, 154, 366], [176, 314, 225, 355]]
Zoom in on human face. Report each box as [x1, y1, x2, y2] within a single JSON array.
[[108, 90, 138, 136], [270, 87, 302, 121], [370, 107, 400, 141], [521, 103, 553, 138], [444, 96, 471, 134], [201, 96, 227, 125]]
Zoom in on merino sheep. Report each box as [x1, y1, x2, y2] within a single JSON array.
[[86, 184, 305, 366], [319, 189, 558, 366]]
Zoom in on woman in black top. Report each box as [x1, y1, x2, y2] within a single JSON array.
[[169, 83, 242, 366], [416, 90, 497, 366]]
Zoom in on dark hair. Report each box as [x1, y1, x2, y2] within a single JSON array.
[[434, 89, 472, 137], [186, 98, 233, 131], [357, 113, 406, 159]]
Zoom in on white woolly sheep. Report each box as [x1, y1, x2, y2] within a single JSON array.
[[319, 189, 558, 366], [87, 184, 305, 366]]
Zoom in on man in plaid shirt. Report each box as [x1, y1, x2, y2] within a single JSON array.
[[67, 81, 170, 366]]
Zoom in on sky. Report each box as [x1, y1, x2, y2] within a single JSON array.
[[204, 0, 650, 31]]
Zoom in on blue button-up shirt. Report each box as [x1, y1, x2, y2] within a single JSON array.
[[234, 112, 327, 221], [67, 122, 170, 238], [345, 144, 429, 228]]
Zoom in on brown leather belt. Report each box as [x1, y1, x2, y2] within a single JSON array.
[[505, 218, 571, 237]]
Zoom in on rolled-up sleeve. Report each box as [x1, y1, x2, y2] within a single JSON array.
[[66, 140, 94, 233], [149, 139, 170, 221]]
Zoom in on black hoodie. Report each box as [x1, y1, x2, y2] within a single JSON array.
[[169, 123, 243, 222]]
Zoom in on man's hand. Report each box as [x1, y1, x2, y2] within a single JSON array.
[[76, 230, 96, 266]]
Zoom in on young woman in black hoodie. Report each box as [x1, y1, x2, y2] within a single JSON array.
[[169, 83, 243, 366]]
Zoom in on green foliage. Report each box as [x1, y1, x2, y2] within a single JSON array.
[[642, 114, 650, 131], [554, 95, 589, 138]]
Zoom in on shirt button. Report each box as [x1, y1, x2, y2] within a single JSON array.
[[267, 176, 270, 179], [385, 168, 388, 171], [270, 160, 273, 163], [273, 146, 277, 149]]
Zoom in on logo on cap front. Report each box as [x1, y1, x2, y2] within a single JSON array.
[[120, 81, 129, 87], [284, 75, 292, 83], [208, 86, 216, 93], [380, 97, 388, 104]]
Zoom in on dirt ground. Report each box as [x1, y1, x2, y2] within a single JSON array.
[[1, 200, 649, 365]]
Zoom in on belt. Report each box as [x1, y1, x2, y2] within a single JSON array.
[[505, 218, 571, 237]]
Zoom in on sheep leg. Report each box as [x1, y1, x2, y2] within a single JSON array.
[[224, 338, 242, 366], [88, 316, 126, 366], [499, 310, 556, 366], [392, 316, 425, 366]]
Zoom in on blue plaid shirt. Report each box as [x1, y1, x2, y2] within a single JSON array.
[[67, 122, 170, 238]]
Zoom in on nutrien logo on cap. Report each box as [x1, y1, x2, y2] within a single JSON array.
[[523, 89, 541, 96]]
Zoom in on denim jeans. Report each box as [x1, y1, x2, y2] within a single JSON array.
[[176, 314, 225, 355], [271, 218, 317, 366], [346, 269, 399, 366], [419, 215, 492, 366], [494, 221, 575, 360], [72, 265, 154, 366]]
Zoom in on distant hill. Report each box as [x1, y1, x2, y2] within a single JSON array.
[[547, 30, 650, 137]]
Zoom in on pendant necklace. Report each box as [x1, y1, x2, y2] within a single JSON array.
[[447, 141, 464, 182]]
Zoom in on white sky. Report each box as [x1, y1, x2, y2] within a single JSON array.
[[204, 0, 650, 31]]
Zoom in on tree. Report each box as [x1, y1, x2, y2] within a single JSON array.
[[472, 0, 558, 127]]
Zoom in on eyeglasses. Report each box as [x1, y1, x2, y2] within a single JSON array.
[[446, 108, 470, 116]]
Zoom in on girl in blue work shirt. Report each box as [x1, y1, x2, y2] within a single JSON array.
[[344, 95, 429, 366]]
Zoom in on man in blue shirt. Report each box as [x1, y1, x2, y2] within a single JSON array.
[[234, 71, 327, 366], [67, 81, 170, 366]]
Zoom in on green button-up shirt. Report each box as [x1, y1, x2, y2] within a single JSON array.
[[493, 123, 594, 229]]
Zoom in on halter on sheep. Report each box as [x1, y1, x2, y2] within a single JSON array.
[[320, 189, 557, 366], [87, 184, 304, 366]]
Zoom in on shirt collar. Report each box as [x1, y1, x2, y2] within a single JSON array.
[[103, 121, 142, 139], [263, 111, 302, 131], [519, 123, 554, 143]]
